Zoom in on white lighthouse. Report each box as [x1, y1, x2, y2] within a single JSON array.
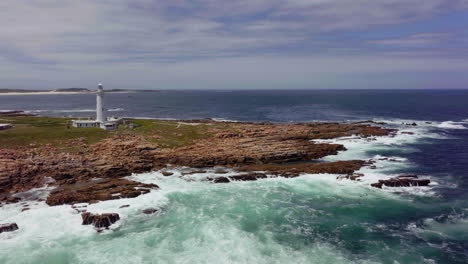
[[71, 83, 120, 130], [96, 83, 106, 123]]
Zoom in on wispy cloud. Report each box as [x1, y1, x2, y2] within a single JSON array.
[[1, 0, 468, 89], [369, 33, 453, 46]]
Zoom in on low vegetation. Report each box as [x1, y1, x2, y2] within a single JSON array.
[[0, 116, 227, 150]]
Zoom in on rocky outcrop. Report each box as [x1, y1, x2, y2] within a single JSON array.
[[236, 160, 366, 177], [371, 175, 430, 188], [0, 136, 159, 195], [208, 172, 269, 183], [0, 121, 393, 204], [337, 173, 364, 181], [0, 223, 19, 233], [142, 208, 159, 214], [152, 123, 392, 168], [81, 212, 120, 229], [46, 178, 159, 206], [0, 196, 21, 204], [208, 161, 367, 183]]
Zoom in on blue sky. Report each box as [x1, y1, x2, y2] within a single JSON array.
[[1, 0, 468, 90]]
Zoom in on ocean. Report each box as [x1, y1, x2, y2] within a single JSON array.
[[1, 90, 468, 264]]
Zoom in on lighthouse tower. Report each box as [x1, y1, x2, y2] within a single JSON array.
[[96, 83, 106, 123]]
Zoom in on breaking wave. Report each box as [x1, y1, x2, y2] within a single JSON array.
[[1, 117, 467, 263], [437, 121, 467, 130]]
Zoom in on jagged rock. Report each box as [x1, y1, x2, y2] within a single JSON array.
[[0, 223, 19, 233], [337, 173, 364, 181], [0, 196, 21, 204], [371, 175, 430, 188], [237, 160, 366, 177], [404, 123, 417, 126], [209, 173, 269, 183], [46, 178, 158, 206], [142, 208, 159, 214], [81, 212, 120, 229], [209, 177, 231, 183], [209, 161, 367, 183], [161, 171, 174, 176], [119, 204, 130, 208]]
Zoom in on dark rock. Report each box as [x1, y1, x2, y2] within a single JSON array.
[[142, 208, 159, 214], [81, 212, 120, 229], [371, 176, 430, 188], [209, 173, 269, 183], [338, 173, 364, 181], [208, 176, 230, 183], [6, 197, 20, 204], [397, 174, 418, 179], [229, 173, 269, 181], [161, 171, 174, 176], [119, 204, 130, 208], [0, 223, 19, 233]]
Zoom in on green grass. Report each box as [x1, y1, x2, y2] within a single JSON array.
[[0, 117, 230, 150], [130, 119, 217, 148], [0, 116, 110, 148]]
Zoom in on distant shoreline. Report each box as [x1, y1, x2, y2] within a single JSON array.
[[0, 90, 149, 95]]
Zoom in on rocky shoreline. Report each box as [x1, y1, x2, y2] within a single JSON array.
[[0, 118, 437, 232], [0, 121, 394, 203]]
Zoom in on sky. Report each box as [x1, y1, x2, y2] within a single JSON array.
[[2, 0, 468, 90]]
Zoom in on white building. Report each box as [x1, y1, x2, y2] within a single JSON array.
[[72, 84, 121, 130]]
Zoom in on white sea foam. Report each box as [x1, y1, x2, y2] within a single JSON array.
[[437, 121, 467, 129], [211, 118, 240, 122], [407, 213, 468, 242], [0, 118, 456, 263], [313, 119, 445, 195]]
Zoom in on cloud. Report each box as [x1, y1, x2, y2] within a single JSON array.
[[0, 0, 468, 89], [369, 33, 453, 46]]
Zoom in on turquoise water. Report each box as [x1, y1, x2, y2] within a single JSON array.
[[1, 167, 467, 263]]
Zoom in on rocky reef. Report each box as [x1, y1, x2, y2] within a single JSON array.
[[371, 175, 431, 188], [81, 212, 120, 229], [0, 120, 395, 205], [0, 223, 19, 233], [46, 178, 159, 206]]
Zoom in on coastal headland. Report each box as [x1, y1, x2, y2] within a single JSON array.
[[0, 88, 157, 95], [0, 111, 403, 207]]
